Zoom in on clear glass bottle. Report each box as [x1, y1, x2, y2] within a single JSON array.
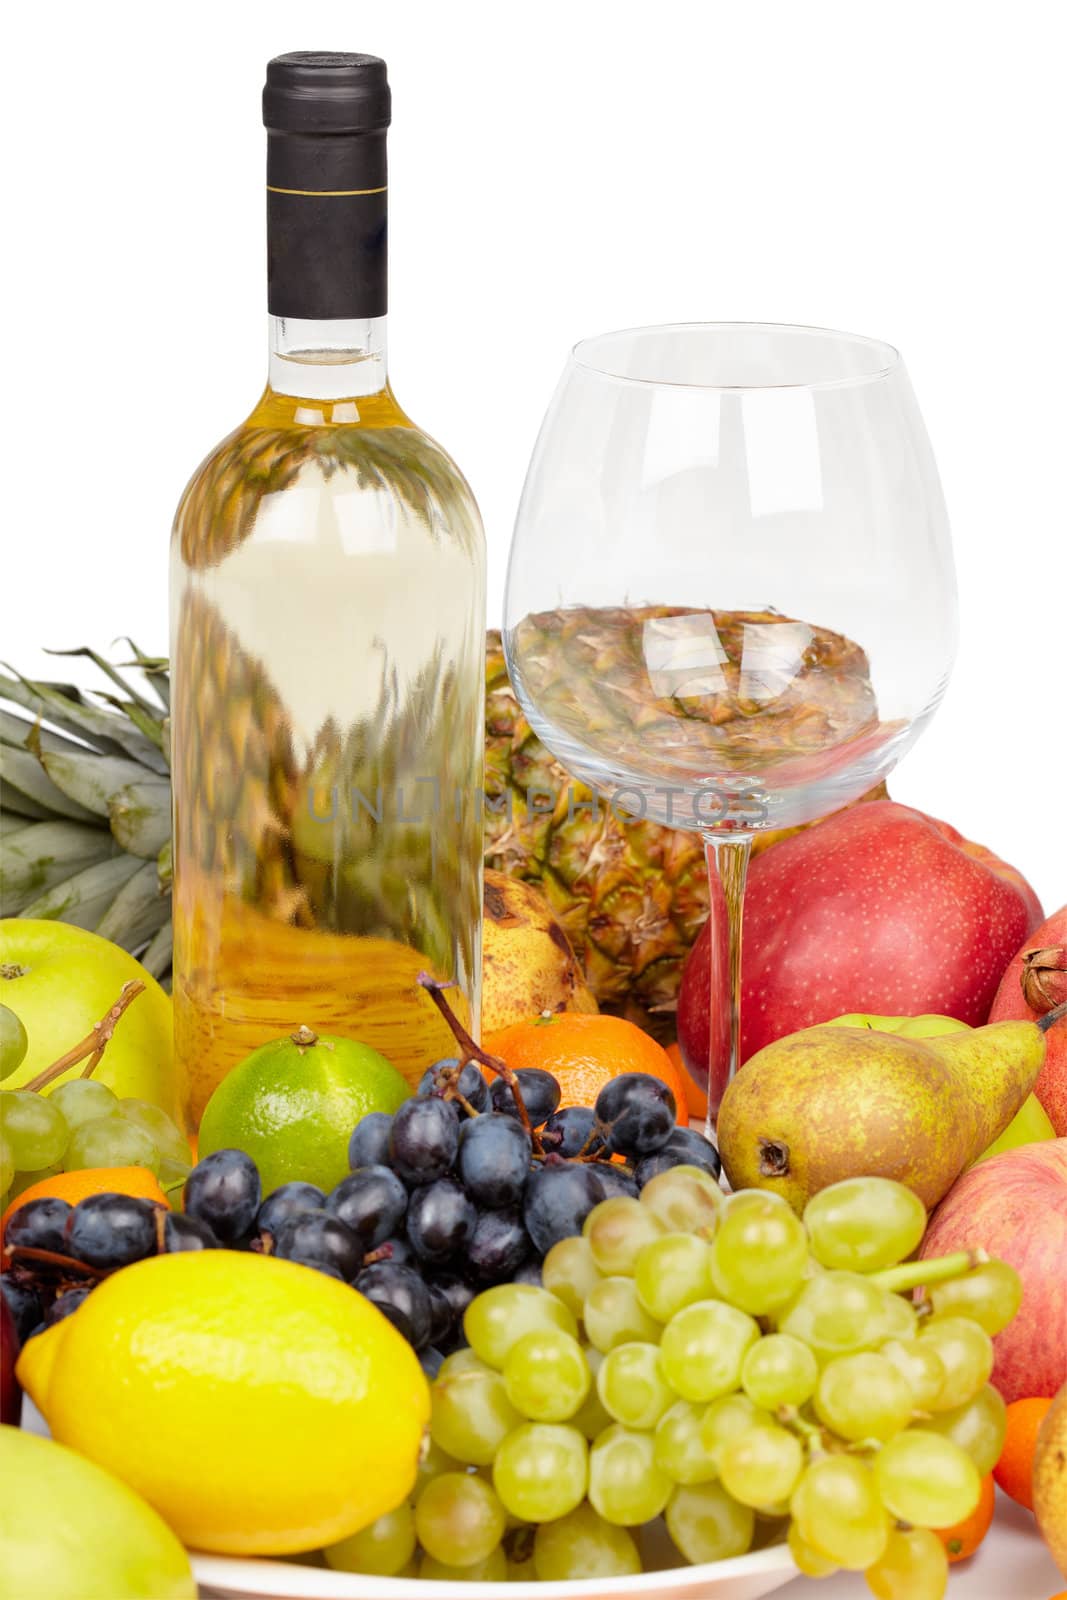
[[170, 54, 485, 1126]]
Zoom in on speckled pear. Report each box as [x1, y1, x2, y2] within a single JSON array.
[[717, 1012, 1059, 1212], [923, 1022, 1049, 1160]]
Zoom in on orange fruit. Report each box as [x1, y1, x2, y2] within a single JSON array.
[[2, 1167, 168, 1241], [667, 1041, 708, 1123], [935, 1472, 995, 1562], [994, 1397, 1053, 1511], [482, 1014, 689, 1127]]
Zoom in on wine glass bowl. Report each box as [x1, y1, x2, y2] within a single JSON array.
[[507, 601, 909, 838], [504, 323, 957, 1121]]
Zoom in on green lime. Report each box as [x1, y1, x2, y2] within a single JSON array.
[[198, 1027, 411, 1195]]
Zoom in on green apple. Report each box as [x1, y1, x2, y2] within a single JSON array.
[[0, 921, 180, 1126], [826, 1012, 971, 1038], [0, 1427, 196, 1599], [972, 1093, 1056, 1164]]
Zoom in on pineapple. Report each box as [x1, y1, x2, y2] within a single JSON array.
[[485, 618, 887, 1036], [171, 593, 304, 926], [1, 622, 885, 1039]]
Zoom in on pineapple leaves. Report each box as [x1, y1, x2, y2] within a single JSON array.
[[0, 820, 121, 915], [39, 749, 155, 820], [0, 707, 91, 757], [92, 691, 169, 757], [0, 742, 100, 824], [20, 855, 143, 931], [0, 781, 52, 822], [45, 646, 162, 719], [0, 637, 177, 964], [156, 838, 173, 891], [0, 668, 169, 774], [140, 918, 173, 982], [94, 859, 171, 952], [109, 778, 171, 859], [115, 639, 171, 711]]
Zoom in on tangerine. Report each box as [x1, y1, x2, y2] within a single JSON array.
[[667, 1041, 708, 1122], [482, 1014, 689, 1127], [934, 1472, 995, 1562], [994, 1397, 1053, 1511], [2, 1166, 168, 1240]]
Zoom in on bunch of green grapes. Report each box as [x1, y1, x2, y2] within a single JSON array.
[[322, 1169, 1018, 1596], [0, 1063, 191, 1209]]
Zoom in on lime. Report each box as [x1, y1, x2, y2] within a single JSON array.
[[197, 1027, 410, 1195]]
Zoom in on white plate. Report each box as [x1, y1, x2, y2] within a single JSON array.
[[193, 1542, 797, 1600], [22, 1406, 795, 1600]]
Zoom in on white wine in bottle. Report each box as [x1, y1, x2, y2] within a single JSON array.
[[170, 53, 485, 1125]]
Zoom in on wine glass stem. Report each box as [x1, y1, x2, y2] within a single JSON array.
[[702, 832, 752, 1138]]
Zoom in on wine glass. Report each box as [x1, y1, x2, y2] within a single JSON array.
[[503, 323, 956, 1133]]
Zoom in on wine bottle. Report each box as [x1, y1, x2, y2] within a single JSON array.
[[170, 53, 485, 1126]]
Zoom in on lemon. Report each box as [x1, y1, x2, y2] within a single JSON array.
[[0, 1426, 195, 1599], [198, 1027, 410, 1194], [17, 1250, 429, 1555]]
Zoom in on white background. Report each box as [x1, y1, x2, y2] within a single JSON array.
[[3, 0, 1064, 929]]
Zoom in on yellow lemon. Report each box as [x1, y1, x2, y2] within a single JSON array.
[[0, 1426, 196, 1599], [17, 1250, 429, 1555]]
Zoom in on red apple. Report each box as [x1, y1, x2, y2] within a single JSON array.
[[678, 801, 1044, 1102], [921, 1139, 1067, 1403], [988, 907, 1067, 1136]]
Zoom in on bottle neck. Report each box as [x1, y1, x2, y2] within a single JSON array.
[[268, 315, 387, 400]]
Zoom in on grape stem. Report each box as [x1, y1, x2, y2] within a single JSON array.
[[505, 1525, 536, 1565], [2, 1202, 172, 1280], [779, 1406, 830, 1456], [543, 1123, 622, 1168], [362, 1241, 399, 1266], [20, 981, 146, 1093], [778, 1407, 884, 1460], [417, 973, 542, 1152], [424, 1057, 482, 1120], [868, 1248, 989, 1294], [1, 1244, 113, 1281]]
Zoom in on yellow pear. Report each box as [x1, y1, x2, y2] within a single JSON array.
[[825, 1013, 1055, 1163], [922, 1022, 1049, 1158], [1034, 1381, 1067, 1578], [481, 870, 597, 1033]]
